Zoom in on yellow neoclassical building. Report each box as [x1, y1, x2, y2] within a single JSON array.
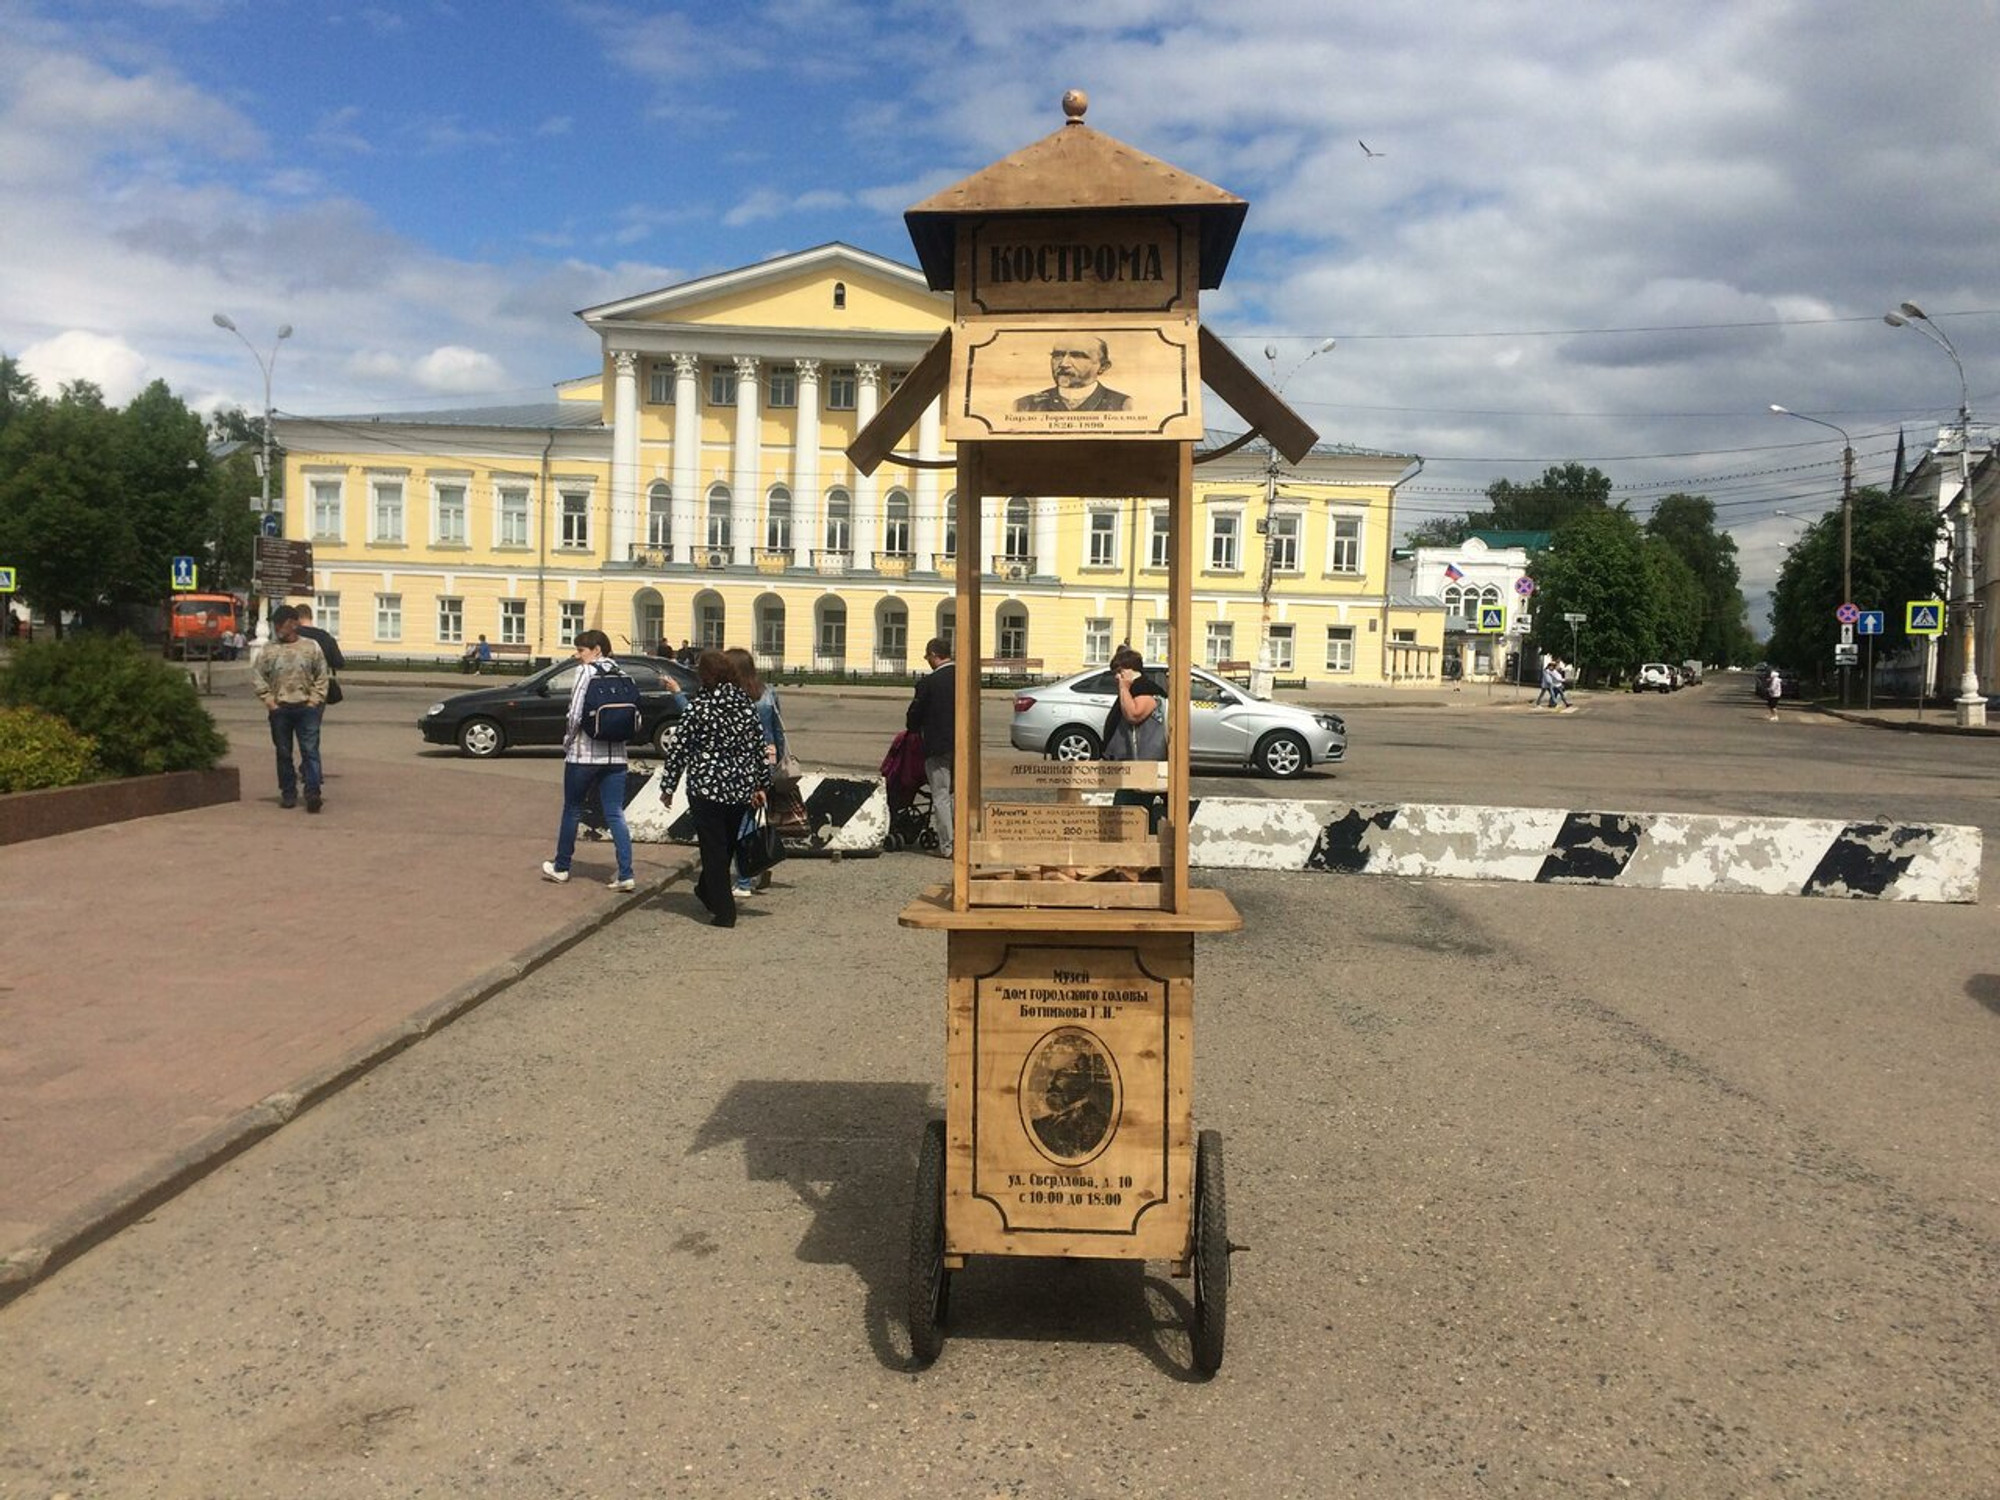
[[276, 244, 1442, 682]]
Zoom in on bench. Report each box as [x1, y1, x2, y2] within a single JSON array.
[[461, 642, 530, 675], [979, 656, 1044, 684], [1216, 658, 1253, 686]]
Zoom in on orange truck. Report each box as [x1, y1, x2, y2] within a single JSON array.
[[166, 593, 240, 659]]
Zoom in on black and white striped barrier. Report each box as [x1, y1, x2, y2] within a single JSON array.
[[604, 769, 891, 853], [1182, 799, 1980, 903]]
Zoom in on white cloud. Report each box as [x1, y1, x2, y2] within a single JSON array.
[[17, 330, 152, 403], [412, 345, 506, 392]]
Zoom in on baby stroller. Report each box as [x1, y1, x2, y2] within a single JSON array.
[[880, 728, 937, 852]]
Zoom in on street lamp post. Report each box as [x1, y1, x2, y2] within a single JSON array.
[[212, 313, 292, 627], [1770, 404, 1855, 706], [1884, 302, 1983, 727], [1255, 338, 1336, 693]]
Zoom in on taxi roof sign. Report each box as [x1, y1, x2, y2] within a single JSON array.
[[1907, 599, 1945, 636]]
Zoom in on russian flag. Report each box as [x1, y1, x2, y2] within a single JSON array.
[[1443, 562, 1465, 581]]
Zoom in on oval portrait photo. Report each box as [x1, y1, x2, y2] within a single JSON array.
[[1018, 1026, 1122, 1165]]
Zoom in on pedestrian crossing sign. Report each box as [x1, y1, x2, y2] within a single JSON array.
[[1906, 599, 1945, 637], [170, 556, 198, 591], [0, 566, 15, 592], [1477, 603, 1506, 633]]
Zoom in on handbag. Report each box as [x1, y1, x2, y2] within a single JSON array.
[[324, 676, 344, 706], [736, 807, 789, 877]]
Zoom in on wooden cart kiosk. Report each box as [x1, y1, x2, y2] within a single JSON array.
[[849, 93, 1319, 1375]]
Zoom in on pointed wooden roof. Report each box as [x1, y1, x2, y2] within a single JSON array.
[[904, 93, 1247, 293]]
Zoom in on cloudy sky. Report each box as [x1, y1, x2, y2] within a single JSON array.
[[4, 0, 1997, 621]]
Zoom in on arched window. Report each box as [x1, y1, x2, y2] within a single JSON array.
[[816, 598, 848, 666], [825, 487, 852, 553], [832, 281, 847, 311], [884, 489, 912, 556], [997, 604, 1028, 659], [942, 493, 958, 561], [704, 483, 731, 552], [647, 482, 671, 549], [1003, 497, 1030, 561], [765, 485, 792, 553], [1443, 584, 1463, 618], [937, 600, 956, 657], [876, 599, 908, 669]]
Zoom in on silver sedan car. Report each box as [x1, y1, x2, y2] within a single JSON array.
[[1010, 666, 1346, 779]]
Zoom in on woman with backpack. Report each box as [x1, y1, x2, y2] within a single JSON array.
[[657, 649, 771, 927], [541, 630, 638, 891]]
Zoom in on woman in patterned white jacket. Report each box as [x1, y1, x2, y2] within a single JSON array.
[[657, 649, 771, 927]]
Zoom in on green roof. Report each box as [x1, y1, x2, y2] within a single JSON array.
[[1467, 529, 1551, 550]]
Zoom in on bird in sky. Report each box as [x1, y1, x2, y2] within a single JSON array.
[[1359, 140, 1385, 157]]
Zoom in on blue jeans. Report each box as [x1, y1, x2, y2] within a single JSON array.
[[268, 703, 322, 798], [554, 761, 632, 880]]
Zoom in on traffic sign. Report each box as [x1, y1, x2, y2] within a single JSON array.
[[1836, 602, 1859, 625], [1856, 610, 1885, 636], [1562, 611, 1587, 624], [170, 556, 198, 591], [261, 511, 281, 537], [1834, 643, 1859, 665], [1514, 613, 1533, 635], [1477, 603, 1507, 633], [0, 566, 15, 593], [1840, 623, 1854, 646], [1514, 576, 1536, 597], [253, 536, 315, 597], [1907, 599, 1945, 637]]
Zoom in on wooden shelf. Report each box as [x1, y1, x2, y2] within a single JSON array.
[[898, 885, 1242, 933]]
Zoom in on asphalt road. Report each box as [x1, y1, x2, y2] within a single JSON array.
[[4, 675, 1996, 1498]]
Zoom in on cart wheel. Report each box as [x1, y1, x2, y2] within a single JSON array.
[[907, 1119, 951, 1365], [1190, 1128, 1229, 1375]]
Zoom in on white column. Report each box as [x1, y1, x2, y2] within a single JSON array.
[[853, 362, 881, 568], [915, 396, 943, 570], [610, 350, 639, 565], [671, 353, 699, 560], [730, 355, 760, 566], [1032, 494, 1058, 577], [792, 359, 820, 570]]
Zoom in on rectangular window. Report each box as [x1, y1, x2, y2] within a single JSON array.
[[369, 477, 405, 544], [1145, 619, 1170, 666], [1087, 509, 1119, 568], [500, 599, 527, 647], [1326, 626, 1356, 674], [708, 364, 738, 405], [1269, 512, 1300, 573], [559, 601, 584, 647], [768, 368, 797, 408], [437, 596, 464, 645], [1265, 624, 1295, 670], [1329, 515, 1362, 574], [559, 488, 590, 550], [1209, 513, 1240, 572], [434, 480, 468, 546], [1147, 509, 1170, 569], [707, 510, 731, 551], [374, 593, 402, 643], [309, 478, 343, 541], [1083, 617, 1112, 664], [498, 484, 530, 548], [1392, 628, 1417, 643], [1204, 622, 1234, 667], [826, 367, 857, 409], [818, 611, 847, 660], [314, 593, 340, 637], [647, 363, 675, 404], [879, 609, 907, 661]]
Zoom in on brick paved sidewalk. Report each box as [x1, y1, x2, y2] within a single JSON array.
[[0, 740, 693, 1305]]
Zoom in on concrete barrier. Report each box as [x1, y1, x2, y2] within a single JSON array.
[[614, 769, 891, 852]]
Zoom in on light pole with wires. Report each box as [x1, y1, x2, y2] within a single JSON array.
[[1883, 301, 1983, 726], [1253, 338, 1335, 693], [212, 313, 292, 626], [1769, 404, 1855, 705]]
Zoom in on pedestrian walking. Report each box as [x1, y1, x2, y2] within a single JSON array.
[[1548, 656, 1573, 711], [725, 647, 790, 898], [1103, 645, 1169, 832], [292, 602, 345, 771], [907, 638, 955, 857], [1765, 668, 1783, 720], [251, 605, 328, 812], [656, 649, 770, 927], [541, 630, 638, 891]]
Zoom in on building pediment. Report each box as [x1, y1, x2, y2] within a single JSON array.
[[577, 243, 946, 335]]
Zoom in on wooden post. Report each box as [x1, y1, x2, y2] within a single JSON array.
[[953, 443, 985, 911]]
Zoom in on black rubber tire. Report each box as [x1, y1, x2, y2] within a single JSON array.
[[1047, 724, 1101, 761], [1253, 730, 1309, 779], [1190, 1128, 1229, 1376], [457, 717, 506, 757], [907, 1119, 950, 1366]]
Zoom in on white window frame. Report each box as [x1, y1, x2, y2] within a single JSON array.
[[374, 592, 402, 643], [824, 489, 852, 553], [308, 474, 344, 542], [647, 362, 675, 405], [1003, 497, 1030, 562], [1326, 626, 1356, 674], [1086, 508, 1119, 569], [1144, 619, 1170, 666], [878, 605, 908, 661], [1204, 621, 1234, 667], [559, 600, 584, 647], [996, 607, 1028, 659], [314, 593, 341, 637], [883, 490, 912, 555], [766, 487, 792, 552], [708, 364, 737, 405], [438, 596, 464, 645], [497, 482, 531, 549], [1083, 617, 1113, 664], [432, 476, 469, 547], [767, 368, 797, 409], [558, 486, 591, 551], [647, 482, 672, 548], [1268, 511, 1301, 574], [367, 473, 406, 545], [1327, 512, 1364, 575], [826, 367, 857, 410], [1265, 623, 1295, 670], [500, 599, 527, 647], [1208, 510, 1241, 573]]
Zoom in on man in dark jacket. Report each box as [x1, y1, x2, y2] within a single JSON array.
[[907, 638, 955, 856]]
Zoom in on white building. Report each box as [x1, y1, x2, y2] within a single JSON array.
[[1392, 534, 1535, 681]]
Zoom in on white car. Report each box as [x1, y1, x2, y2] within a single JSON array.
[[1633, 662, 1674, 693], [1010, 665, 1346, 779]]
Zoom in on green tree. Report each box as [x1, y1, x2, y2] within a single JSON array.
[[1640, 536, 1703, 663], [114, 380, 215, 604], [1768, 487, 1944, 677], [1402, 514, 1476, 549], [1527, 507, 1653, 684], [0, 381, 127, 634], [1643, 493, 1756, 666], [1483, 462, 1614, 531]]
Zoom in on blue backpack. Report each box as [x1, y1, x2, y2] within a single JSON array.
[[581, 663, 642, 741]]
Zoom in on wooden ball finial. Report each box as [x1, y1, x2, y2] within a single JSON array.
[[1062, 90, 1088, 122]]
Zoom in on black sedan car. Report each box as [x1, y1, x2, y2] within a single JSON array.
[[419, 654, 697, 757]]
